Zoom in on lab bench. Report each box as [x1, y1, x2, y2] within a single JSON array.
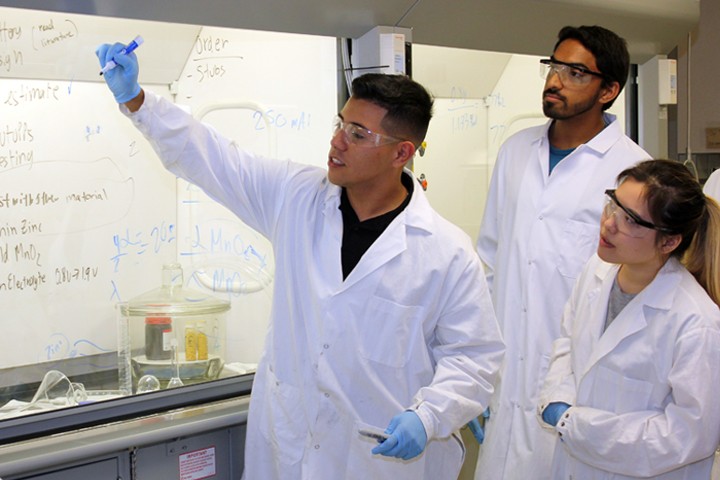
[[0, 375, 252, 479]]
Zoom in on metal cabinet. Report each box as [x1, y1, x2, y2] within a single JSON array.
[[9, 457, 128, 480], [0, 396, 248, 480], [132, 424, 244, 479]]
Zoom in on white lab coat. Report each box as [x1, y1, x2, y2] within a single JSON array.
[[539, 254, 720, 479], [126, 92, 505, 480], [475, 115, 649, 480], [704, 169, 720, 201]]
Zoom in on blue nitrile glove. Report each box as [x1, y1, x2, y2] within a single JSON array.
[[542, 402, 571, 426], [371, 411, 427, 460], [95, 42, 141, 104], [467, 407, 490, 444]]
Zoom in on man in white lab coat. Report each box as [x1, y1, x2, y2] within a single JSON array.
[[97, 43, 504, 479], [473, 25, 648, 480]]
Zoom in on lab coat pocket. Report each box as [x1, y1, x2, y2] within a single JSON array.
[[591, 365, 653, 414], [531, 353, 552, 405], [360, 296, 423, 368], [558, 219, 599, 279], [258, 366, 305, 465]]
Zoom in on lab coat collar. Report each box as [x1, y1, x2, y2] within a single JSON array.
[[537, 112, 621, 155], [592, 255, 682, 311], [320, 169, 435, 291], [530, 119, 553, 148], [400, 168, 435, 233], [582, 113, 621, 156], [321, 175, 343, 218], [320, 169, 434, 233], [581, 256, 683, 377]]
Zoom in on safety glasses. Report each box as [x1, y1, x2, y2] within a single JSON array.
[[602, 189, 672, 238], [539, 58, 605, 87], [332, 116, 403, 148]]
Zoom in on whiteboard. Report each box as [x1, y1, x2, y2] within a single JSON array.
[[173, 26, 338, 363], [0, 77, 177, 368], [0, 9, 337, 369]]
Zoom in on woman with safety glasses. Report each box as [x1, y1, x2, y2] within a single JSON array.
[[538, 159, 720, 479]]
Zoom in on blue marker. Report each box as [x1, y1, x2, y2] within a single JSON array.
[[99, 35, 144, 75]]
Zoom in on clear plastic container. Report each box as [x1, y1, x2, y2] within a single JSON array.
[[118, 263, 230, 391]]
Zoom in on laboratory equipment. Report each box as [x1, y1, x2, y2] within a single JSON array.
[[0, 370, 83, 418], [167, 339, 185, 389], [136, 374, 161, 393], [119, 263, 230, 391]]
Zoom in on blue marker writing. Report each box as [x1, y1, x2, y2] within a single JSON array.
[[99, 35, 144, 76]]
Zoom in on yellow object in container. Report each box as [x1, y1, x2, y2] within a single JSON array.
[[185, 325, 197, 361], [196, 320, 208, 360], [197, 330, 208, 361]]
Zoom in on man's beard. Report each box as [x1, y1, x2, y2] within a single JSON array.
[[542, 88, 601, 120]]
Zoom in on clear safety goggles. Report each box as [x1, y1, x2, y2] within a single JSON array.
[[602, 189, 672, 238], [332, 116, 403, 148], [539, 58, 605, 87]]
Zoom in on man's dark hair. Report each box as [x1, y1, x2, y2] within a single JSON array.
[[351, 73, 434, 146], [555, 25, 630, 110]]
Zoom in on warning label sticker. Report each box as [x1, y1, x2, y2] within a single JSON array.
[[179, 446, 217, 480]]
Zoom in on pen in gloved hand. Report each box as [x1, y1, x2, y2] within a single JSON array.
[[99, 35, 143, 76]]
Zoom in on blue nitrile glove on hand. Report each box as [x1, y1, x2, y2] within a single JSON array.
[[371, 411, 427, 460], [467, 407, 490, 444], [95, 42, 141, 104], [542, 402, 571, 426]]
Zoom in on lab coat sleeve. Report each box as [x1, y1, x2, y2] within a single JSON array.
[[122, 91, 299, 238], [537, 282, 578, 429], [411, 254, 505, 440], [556, 326, 720, 477]]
